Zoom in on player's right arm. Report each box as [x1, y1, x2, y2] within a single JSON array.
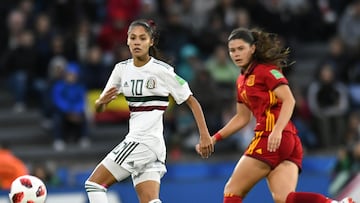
[[95, 87, 119, 112], [213, 102, 252, 144], [95, 64, 123, 112]]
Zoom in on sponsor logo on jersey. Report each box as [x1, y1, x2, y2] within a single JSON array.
[[246, 75, 255, 86], [146, 77, 156, 89], [270, 69, 284, 79], [124, 81, 129, 87]]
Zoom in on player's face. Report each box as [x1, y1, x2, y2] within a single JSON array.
[[228, 39, 255, 68], [127, 25, 153, 58]]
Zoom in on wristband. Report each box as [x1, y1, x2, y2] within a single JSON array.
[[213, 132, 223, 142]]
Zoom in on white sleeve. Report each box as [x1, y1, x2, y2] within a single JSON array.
[[162, 67, 192, 104], [100, 63, 123, 97]]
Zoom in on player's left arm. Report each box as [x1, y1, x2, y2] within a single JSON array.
[[186, 95, 214, 158], [268, 84, 296, 152]]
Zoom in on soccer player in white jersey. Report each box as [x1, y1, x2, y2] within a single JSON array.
[[84, 19, 214, 203]]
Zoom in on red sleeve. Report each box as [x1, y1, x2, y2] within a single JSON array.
[[263, 67, 288, 90]]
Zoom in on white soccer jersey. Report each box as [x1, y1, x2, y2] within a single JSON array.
[[101, 57, 192, 162]]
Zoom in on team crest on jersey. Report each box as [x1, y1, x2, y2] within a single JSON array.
[[246, 75, 255, 86], [146, 77, 156, 89]]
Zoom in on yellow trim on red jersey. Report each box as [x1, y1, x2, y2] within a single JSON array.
[[265, 91, 277, 131], [246, 131, 263, 154]]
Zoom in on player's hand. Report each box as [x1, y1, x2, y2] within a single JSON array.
[[267, 130, 282, 152], [195, 144, 201, 155], [195, 143, 211, 158], [96, 87, 118, 105], [197, 133, 214, 158]]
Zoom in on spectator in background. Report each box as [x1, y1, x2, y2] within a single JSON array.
[[176, 44, 201, 83], [338, 0, 360, 54], [4, 9, 26, 51], [320, 35, 352, 83], [318, 35, 360, 111], [34, 13, 54, 82], [47, 56, 67, 87], [177, 0, 198, 30], [158, 4, 192, 64], [316, 0, 339, 37], [195, 13, 227, 57], [232, 7, 253, 29], [292, 86, 319, 150], [330, 111, 360, 196], [184, 0, 218, 33], [0, 1, 17, 55], [343, 111, 360, 150], [82, 45, 110, 90], [50, 0, 77, 32], [106, 0, 140, 23], [138, 0, 162, 26], [40, 56, 68, 129], [17, 0, 36, 28], [209, 0, 237, 29], [32, 13, 54, 119], [3, 30, 38, 113], [190, 68, 222, 134], [76, 0, 105, 24], [47, 33, 67, 67], [97, 9, 130, 53], [0, 142, 28, 190], [307, 62, 349, 148], [330, 147, 354, 197], [51, 62, 89, 151], [205, 43, 239, 101], [65, 18, 96, 63], [347, 59, 360, 110]]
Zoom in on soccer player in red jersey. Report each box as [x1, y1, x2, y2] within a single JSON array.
[[197, 28, 354, 203]]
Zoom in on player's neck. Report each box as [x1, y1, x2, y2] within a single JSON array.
[[133, 55, 151, 67]]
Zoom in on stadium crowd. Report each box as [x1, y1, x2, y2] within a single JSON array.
[[1, 0, 360, 190]]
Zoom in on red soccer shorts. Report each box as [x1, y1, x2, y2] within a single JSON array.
[[244, 131, 303, 171]]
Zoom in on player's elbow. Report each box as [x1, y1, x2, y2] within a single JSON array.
[[284, 94, 296, 110], [288, 96, 295, 106]]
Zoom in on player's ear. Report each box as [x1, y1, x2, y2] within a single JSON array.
[[150, 38, 154, 47], [250, 44, 256, 54]]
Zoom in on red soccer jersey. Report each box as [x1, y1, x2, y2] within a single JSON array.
[[236, 62, 297, 135]]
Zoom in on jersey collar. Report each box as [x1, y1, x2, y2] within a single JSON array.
[[243, 61, 257, 76]]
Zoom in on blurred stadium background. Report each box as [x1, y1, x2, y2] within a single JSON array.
[[1, 0, 360, 202]]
